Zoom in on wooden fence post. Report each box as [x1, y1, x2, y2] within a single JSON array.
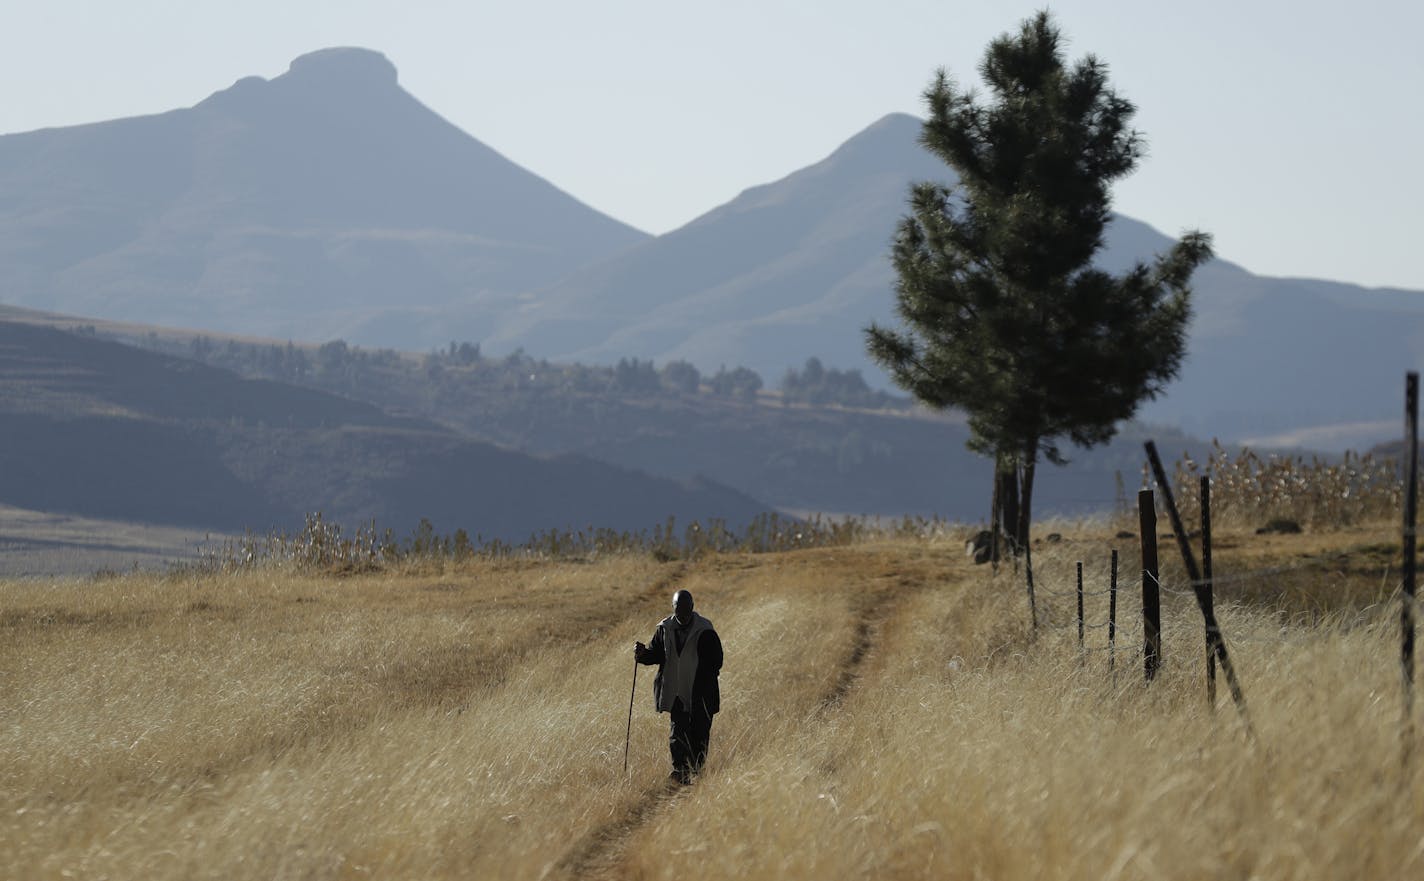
[[1403, 371, 1418, 763], [1145, 441, 1253, 735], [1144, 441, 1202, 584], [1077, 561, 1085, 659], [1202, 475, 1217, 711], [1139, 489, 1161, 683]]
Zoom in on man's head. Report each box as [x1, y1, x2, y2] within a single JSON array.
[[672, 589, 694, 625]]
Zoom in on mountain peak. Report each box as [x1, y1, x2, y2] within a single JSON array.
[[779, 112, 928, 184], [283, 47, 398, 87], [197, 47, 399, 110], [864, 112, 922, 134], [839, 112, 923, 154]]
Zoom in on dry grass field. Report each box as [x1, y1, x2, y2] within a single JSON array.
[[3, 519, 1422, 879]]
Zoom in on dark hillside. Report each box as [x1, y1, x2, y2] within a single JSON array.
[[0, 322, 413, 427], [95, 320, 1198, 521], [0, 416, 275, 528], [0, 322, 767, 535]]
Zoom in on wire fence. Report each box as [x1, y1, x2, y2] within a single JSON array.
[[1012, 555, 1419, 655], [981, 408, 1418, 757]]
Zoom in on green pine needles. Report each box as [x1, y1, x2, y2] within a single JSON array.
[[867, 11, 1213, 543]]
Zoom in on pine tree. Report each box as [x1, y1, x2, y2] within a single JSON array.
[[866, 11, 1212, 572]]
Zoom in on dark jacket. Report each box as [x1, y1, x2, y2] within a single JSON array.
[[639, 614, 723, 715]]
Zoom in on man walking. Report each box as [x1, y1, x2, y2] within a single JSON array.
[[634, 589, 723, 784]]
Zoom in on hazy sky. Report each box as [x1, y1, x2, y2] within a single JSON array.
[[2, 1, 1420, 290]]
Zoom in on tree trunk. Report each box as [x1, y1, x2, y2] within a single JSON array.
[[1018, 443, 1039, 629], [999, 461, 1020, 556], [1016, 455, 1034, 552]]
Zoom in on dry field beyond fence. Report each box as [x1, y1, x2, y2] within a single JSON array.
[[2, 524, 1422, 879]]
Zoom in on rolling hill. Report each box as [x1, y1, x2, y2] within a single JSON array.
[[0, 320, 767, 537], [1, 304, 1209, 524]]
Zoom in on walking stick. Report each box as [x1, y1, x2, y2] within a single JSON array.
[[623, 655, 639, 775]]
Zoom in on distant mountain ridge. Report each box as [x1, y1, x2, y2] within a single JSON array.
[[481, 113, 933, 370], [474, 112, 1424, 447], [0, 48, 647, 347], [3, 50, 1422, 449]]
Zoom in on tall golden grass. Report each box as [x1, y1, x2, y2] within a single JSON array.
[[627, 531, 1423, 879], [2, 520, 1421, 879]]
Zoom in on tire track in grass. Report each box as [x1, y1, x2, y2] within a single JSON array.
[[551, 556, 927, 880], [544, 561, 694, 881], [804, 569, 930, 791], [547, 777, 690, 880], [814, 567, 923, 715]]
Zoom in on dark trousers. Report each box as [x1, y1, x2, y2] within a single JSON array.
[[668, 699, 714, 775]]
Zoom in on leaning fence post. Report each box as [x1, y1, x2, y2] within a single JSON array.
[[1202, 475, 1217, 711], [1145, 441, 1253, 736], [1403, 371, 1418, 764], [1139, 489, 1161, 683], [1109, 549, 1119, 687], [1144, 441, 1202, 585]]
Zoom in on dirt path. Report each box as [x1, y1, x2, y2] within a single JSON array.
[[547, 777, 689, 880], [543, 560, 697, 881], [550, 555, 927, 880], [815, 579, 907, 713]]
